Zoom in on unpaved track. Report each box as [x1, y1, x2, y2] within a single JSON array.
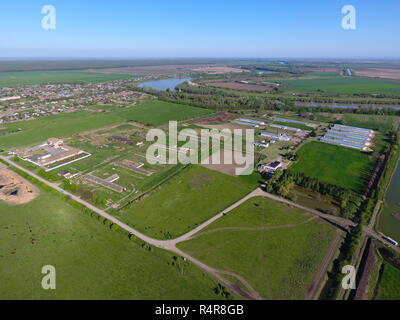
[[189, 217, 318, 240], [257, 189, 356, 229], [305, 229, 344, 300], [0, 156, 262, 300], [2, 155, 399, 300]]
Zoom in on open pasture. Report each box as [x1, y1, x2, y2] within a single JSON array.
[[113, 100, 213, 126], [290, 141, 373, 193], [376, 263, 400, 300], [277, 77, 400, 95], [0, 111, 123, 149], [116, 165, 259, 240], [178, 196, 338, 299], [0, 187, 222, 299], [341, 114, 398, 131]]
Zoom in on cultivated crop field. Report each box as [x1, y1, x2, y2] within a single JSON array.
[[0, 187, 222, 300], [277, 76, 400, 95], [177, 196, 338, 299], [116, 165, 259, 239], [290, 141, 373, 193], [0, 70, 134, 87]]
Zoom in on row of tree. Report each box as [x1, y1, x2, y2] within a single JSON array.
[[264, 170, 363, 220], [61, 179, 107, 207], [133, 83, 400, 116]]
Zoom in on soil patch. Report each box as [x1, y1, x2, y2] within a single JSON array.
[[0, 169, 39, 205]]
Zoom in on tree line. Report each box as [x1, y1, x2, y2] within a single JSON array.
[[263, 170, 363, 220]]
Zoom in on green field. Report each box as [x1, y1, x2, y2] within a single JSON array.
[[376, 264, 400, 300], [0, 70, 134, 87], [116, 165, 259, 240], [341, 114, 398, 131], [113, 100, 213, 126], [272, 121, 314, 131], [0, 100, 214, 149], [178, 196, 338, 299], [0, 111, 122, 149], [0, 185, 224, 300], [290, 141, 373, 193], [278, 77, 400, 95]]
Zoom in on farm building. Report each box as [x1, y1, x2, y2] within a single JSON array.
[[327, 129, 373, 141], [261, 161, 283, 172], [115, 161, 153, 176], [259, 131, 290, 142], [19, 138, 90, 170], [239, 118, 266, 126], [84, 174, 126, 192], [331, 124, 375, 137], [47, 138, 64, 148], [233, 120, 259, 128], [320, 124, 375, 151], [269, 123, 301, 132], [253, 141, 269, 148], [325, 134, 372, 146], [272, 117, 307, 126], [58, 170, 72, 178], [320, 137, 368, 151]]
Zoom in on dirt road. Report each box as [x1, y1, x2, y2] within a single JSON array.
[[305, 229, 344, 300], [2, 155, 398, 300]]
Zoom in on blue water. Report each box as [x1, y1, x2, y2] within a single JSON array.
[[138, 78, 191, 91]]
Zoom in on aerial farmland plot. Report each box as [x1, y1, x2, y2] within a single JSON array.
[[0, 70, 135, 87], [115, 165, 260, 239], [277, 76, 400, 95], [289, 141, 374, 193], [112, 100, 214, 126], [0, 100, 213, 150], [0, 111, 123, 149], [375, 263, 400, 300], [0, 186, 223, 300], [177, 196, 339, 300], [49, 123, 185, 207]]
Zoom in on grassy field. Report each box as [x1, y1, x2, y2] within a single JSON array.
[[290, 141, 373, 193], [272, 121, 314, 131], [278, 77, 400, 95], [177, 196, 338, 299], [0, 111, 123, 149], [113, 100, 213, 126], [376, 264, 400, 300], [0, 185, 223, 300], [0, 70, 134, 87], [116, 165, 260, 240], [0, 100, 214, 149], [341, 114, 398, 131]]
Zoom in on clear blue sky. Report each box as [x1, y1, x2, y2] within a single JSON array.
[[1, 0, 399, 58]]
